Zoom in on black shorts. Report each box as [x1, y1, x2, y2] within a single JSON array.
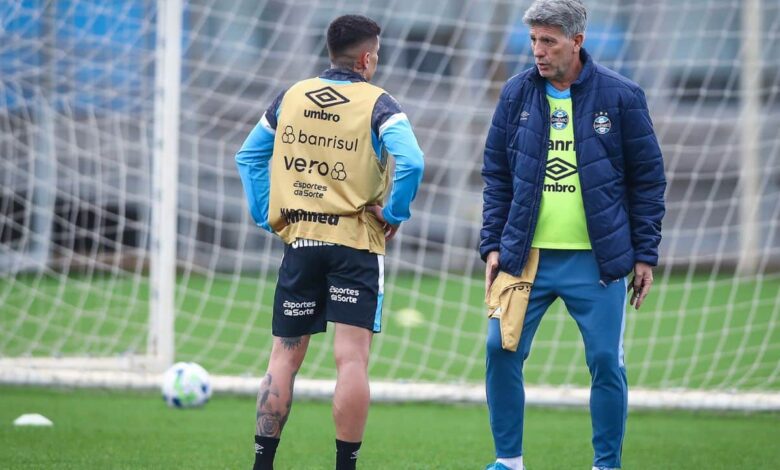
[[272, 240, 384, 337]]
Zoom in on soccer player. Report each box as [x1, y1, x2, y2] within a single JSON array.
[[480, 1, 666, 469], [235, 14, 424, 470]]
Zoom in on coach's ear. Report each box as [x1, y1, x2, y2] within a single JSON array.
[[573, 32, 584, 52]]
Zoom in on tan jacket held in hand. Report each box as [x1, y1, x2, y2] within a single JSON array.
[[486, 248, 540, 352]]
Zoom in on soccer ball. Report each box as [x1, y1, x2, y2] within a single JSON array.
[[161, 362, 213, 408]]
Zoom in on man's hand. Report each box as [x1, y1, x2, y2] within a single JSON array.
[[629, 262, 654, 310], [366, 205, 399, 241], [485, 251, 500, 297]]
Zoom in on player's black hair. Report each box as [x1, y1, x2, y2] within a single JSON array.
[[327, 15, 381, 63]]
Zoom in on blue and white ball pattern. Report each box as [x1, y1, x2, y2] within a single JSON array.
[[162, 362, 213, 408]]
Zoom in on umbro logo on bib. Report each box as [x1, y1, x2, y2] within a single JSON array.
[[305, 86, 350, 108]]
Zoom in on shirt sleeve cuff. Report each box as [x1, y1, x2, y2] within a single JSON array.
[[382, 207, 403, 226]]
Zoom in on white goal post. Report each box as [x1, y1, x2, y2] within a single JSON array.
[[1, 0, 779, 411], [1, 357, 778, 411]]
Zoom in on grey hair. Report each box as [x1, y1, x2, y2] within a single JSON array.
[[522, 0, 588, 38]]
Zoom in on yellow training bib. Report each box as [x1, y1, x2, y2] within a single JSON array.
[[269, 78, 390, 254]]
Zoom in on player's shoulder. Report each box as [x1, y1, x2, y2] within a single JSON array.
[[375, 91, 403, 115], [371, 90, 409, 136]]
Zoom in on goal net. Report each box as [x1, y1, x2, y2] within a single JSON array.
[[1, 0, 779, 410]]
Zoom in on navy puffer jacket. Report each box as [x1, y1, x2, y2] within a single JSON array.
[[480, 49, 666, 282]]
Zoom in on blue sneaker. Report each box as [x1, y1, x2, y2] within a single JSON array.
[[484, 463, 512, 470]]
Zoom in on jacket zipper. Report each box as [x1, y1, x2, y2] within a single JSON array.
[[571, 87, 608, 284], [521, 82, 550, 274]]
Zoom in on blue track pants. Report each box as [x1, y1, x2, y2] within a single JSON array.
[[486, 250, 628, 469]]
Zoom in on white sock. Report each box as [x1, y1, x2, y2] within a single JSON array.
[[497, 456, 524, 470]]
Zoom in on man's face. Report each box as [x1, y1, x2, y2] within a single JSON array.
[[529, 24, 583, 83], [363, 37, 380, 81]]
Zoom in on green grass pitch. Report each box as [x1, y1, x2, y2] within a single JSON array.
[[2, 272, 779, 468], [1, 386, 778, 469], [3, 272, 779, 389]]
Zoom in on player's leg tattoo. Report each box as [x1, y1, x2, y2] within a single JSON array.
[[256, 373, 281, 436], [257, 372, 298, 437], [256, 337, 304, 437], [281, 336, 302, 350]]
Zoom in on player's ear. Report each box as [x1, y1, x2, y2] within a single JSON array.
[[355, 50, 368, 74]]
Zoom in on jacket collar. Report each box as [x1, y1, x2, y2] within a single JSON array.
[[320, 68, 367, 83], [529, 48, 594, 90]]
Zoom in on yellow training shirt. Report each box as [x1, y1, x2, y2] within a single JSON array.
[[531, 87, 591, 249]]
